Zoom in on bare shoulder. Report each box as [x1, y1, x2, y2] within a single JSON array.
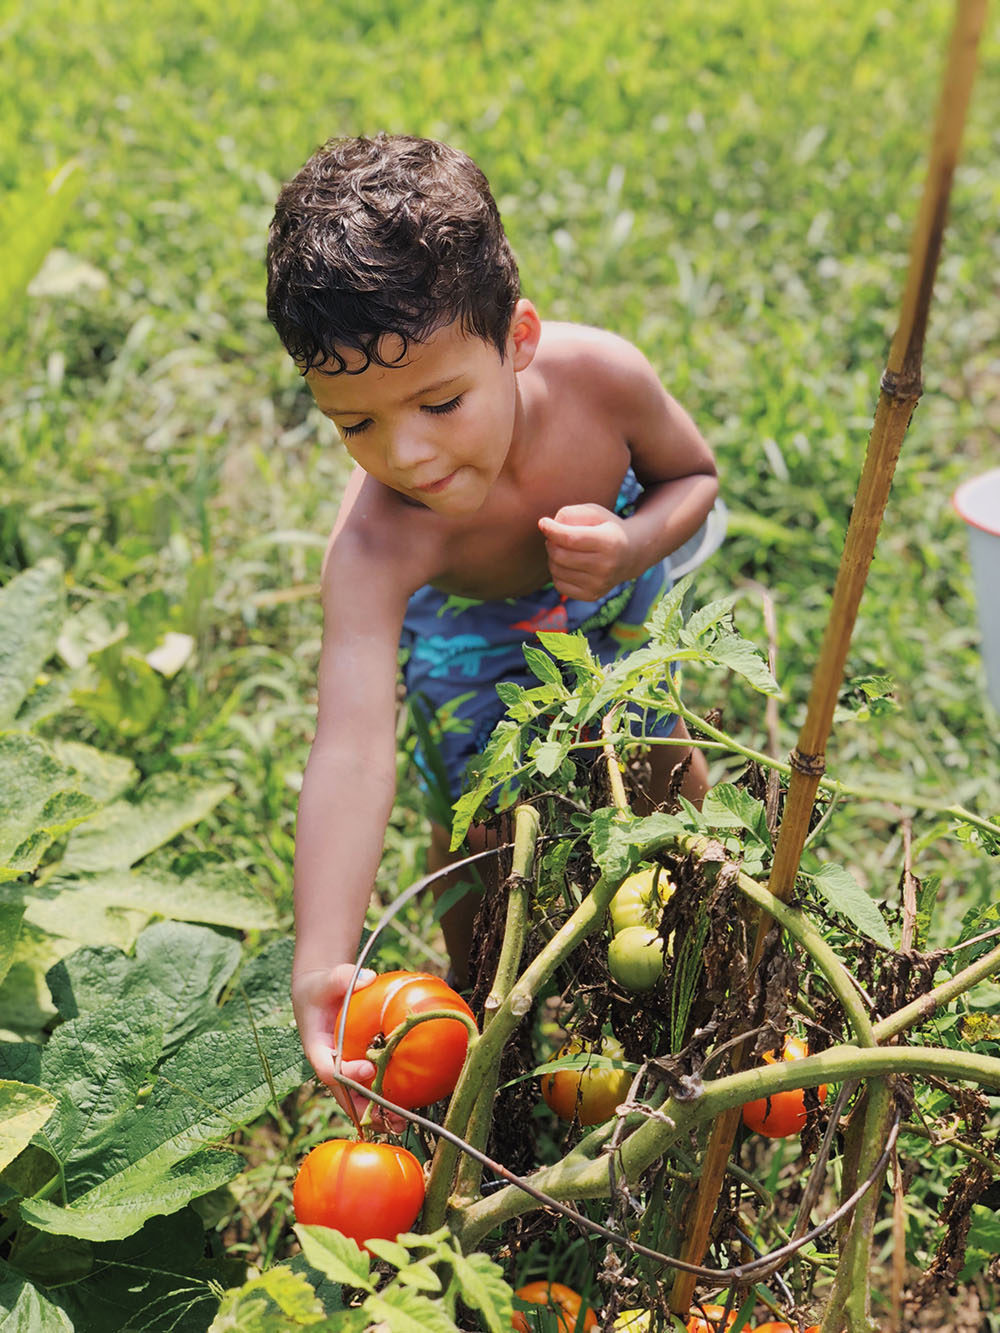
[[321, 469, 444, 626], [536, 321, 662, 405]]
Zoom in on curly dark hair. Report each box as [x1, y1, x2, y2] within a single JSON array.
[[266, 133, 521, 375]]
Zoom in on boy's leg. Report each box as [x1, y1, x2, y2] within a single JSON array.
[[639, 716, 709, 813]]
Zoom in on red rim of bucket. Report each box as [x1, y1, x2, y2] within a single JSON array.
[[953, 469, 1000, 538]]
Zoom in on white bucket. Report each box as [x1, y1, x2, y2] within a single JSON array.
[[953, 467, 1000, 712]]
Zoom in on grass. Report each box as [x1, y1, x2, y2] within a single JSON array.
[[1, 0, 998, 1315]]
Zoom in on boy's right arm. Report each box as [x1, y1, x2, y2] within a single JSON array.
[[291, 502, 426, 1102]]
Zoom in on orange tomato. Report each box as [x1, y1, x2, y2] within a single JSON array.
[[751, 1324, 819, 1332], [512, 1281, 598, 1332], [540, 1036, 631, 1126], [292, 1138, 424, 1249], [338, 970, 476, 1109], [741, 1036, 828, 1139], [686, 1303, 737, 1331]]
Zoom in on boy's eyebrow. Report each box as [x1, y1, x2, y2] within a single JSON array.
[[321, 375, 463, 416]]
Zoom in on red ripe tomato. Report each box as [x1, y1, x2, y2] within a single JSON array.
[[741, 1036, 828, 1139], [292, 1138, 424, 1248], [540, 1036, 631, 1126], [686, 1304, 736, 1331], [339, 970, 476, 1109], [512, 1281, 598, 1332]]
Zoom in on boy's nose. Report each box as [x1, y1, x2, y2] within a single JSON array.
[[385, 430, 437, 475]]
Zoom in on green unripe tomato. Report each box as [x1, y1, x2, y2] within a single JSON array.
[[608, 926, 665, 992], [608, 865, 674, 935]]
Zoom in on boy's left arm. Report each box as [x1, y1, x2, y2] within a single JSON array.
[[538, 339, 718, 601]]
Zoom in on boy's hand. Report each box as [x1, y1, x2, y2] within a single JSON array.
[[538, 504, 633, 600], [292, 965, 389, 1124]]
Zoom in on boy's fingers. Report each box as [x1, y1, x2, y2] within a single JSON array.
[[539, 519, 613, 551]]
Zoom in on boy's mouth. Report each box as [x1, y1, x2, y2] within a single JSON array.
[[412, 469, 458, 494]]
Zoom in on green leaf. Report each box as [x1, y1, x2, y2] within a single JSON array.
[[21, 1026, 307, 1240], [50, 741, 138, 805], [530, 737, 570, 778], [0, 162, 81, 323], [448, 1250, 513, 1333], [0, 904, 24, 988], [588, 807, 687, 881], [536, 631, 596, 669], [521, 645, 566, 690], [364, 1238, 410, 1268], [702, 784, 772, 849], [26, 863, 276, 951], [58, 774, 233, 872], [56, 1208, 234, 1331], [701, 627, 781, 695], [645, 574, 691, 646], [47, 923, 242, 1055], [807, 861, 892, 948], [294, 1225, 374, 1292], [0, 1080, 57, 1172], [364, 1285, 461, 1333], [0, 734, 97, 877], [0, 1258, 73, 1331], [0, 561, 65, 726], [393, 1261, 443, 1293]]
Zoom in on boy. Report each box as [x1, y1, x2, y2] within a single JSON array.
[[266, 134, 719, 1103]]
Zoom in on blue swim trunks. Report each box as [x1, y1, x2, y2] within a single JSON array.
[[399, 469, 678, 808]]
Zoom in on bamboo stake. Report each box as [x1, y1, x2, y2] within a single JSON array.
[[670, 1, 987, 1314]]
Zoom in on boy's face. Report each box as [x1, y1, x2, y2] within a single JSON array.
[[305, 301, 539, 517]]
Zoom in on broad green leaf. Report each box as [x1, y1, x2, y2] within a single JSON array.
[[0, 561, 65, 726], [363, 1285, 460, 1333], [0, 1080, 57, 1172], [0, 905, 24, 988], [58, 774, 233, 872], [47, 923, 241, 1056], [22, 1027, 308, 1240], [0, 735, 97, 877], [217, 936, 295, 1030], [27, 864, 276, 950], [55, 1208, 234, 1332], [807, 861, 892, 949], [50, 741, 137, 805], [448, 1250, 513, 1333], [294, 1226, 374, 1292], [0, 1259, 73, 1331], [31, 1003, 164, 1173]]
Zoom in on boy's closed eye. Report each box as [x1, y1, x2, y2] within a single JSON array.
[[337, 395, 464, 439]]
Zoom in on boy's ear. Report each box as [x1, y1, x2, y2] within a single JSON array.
[[509, 299, 541, 371]]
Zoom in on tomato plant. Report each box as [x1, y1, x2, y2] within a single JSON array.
[[512, 1281, 598, 1331], [292, 1138, 425, 1248], [607, 924, 665, 991], [540, 1035, 631, 1126], [339, 970, 476, 1108], [741, 1036, 828, 1138]]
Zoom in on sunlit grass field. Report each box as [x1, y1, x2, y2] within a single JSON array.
[[3, 0, 998, 947]]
